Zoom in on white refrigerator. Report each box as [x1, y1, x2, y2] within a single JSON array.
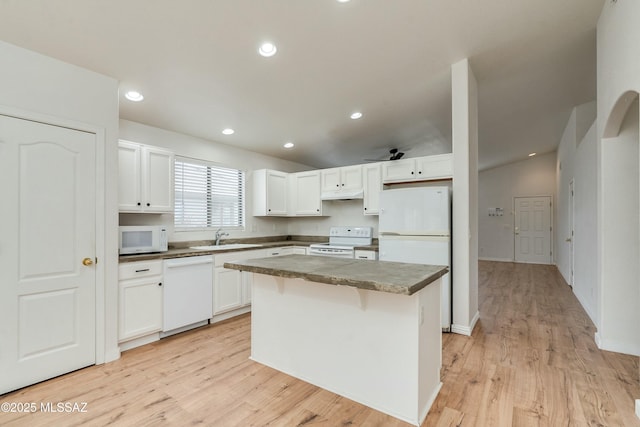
[[378, 187, 452, 331]]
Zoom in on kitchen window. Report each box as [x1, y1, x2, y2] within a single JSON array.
[[174, 157, 245, 229]]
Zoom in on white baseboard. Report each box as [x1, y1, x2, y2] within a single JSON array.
[[478, 257, 513, 262], [595, 332, 640, 357], [573, 289, 598, 327], [119, 333, 160, 352], [451, 311, 479, 336], [211, 305, 251, 324]]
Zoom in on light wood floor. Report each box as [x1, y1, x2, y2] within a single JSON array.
[[1, 261, 638, 426]]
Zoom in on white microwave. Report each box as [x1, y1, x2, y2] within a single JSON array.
[[119, 225, 168, 255]]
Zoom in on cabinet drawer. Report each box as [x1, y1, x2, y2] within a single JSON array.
[[119, 260, 163, 280], [354, 250, 377, 260]]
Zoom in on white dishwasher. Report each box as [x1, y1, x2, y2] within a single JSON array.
[[162, 255, 213, 334]]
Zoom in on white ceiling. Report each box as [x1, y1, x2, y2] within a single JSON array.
[[0, 0, 603, 170]]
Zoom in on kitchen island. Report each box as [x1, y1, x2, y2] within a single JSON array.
[[224, 255, 448, 426]]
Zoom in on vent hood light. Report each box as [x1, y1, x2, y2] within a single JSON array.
[[528, 152, 537, 157], [350, 112, 363, 120], [321, 189, 364, 200], [222, 128, 235, 135], [124, 91, 144, 102], [283, 142, 294, 149]]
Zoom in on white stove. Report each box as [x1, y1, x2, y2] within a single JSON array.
[[308, 226, 373, 258]]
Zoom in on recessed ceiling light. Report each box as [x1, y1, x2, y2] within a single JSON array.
[[337, 0, 351, 3], [124, 91, 144, 102], [528, 152, 537, 157], [350, 112, 363, 120], [222, 128, 235, 135], [283, 142, 295, 149], [258, 42, 277, 57]]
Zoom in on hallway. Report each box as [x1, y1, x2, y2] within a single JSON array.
[[428, 261, 640, 426]]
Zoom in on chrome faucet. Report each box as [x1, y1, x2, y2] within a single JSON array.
[[214, 228, 229, 245]]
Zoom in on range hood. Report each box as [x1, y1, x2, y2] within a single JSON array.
[[321, 189, 364, 200]]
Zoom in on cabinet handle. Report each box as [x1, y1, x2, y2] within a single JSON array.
[[268, 208, 271, 212], [418, 171, 422, 174], [137, 202, 141, 206], [411, 171, 414, 175], [158, 282, 162, 286], [364, 207, 367, 210], [135, 268, 150, 273], [146, 202, 151, 206], [316, 209, 319, 212], [341, 183, 344, 186], [336, 184, 339, 187]]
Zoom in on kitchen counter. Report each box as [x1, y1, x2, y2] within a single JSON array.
[[224, 254, 446, 295], [118, 240, 321, 263]]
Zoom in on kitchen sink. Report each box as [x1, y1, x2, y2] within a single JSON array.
[[189, 243, 262, 251]]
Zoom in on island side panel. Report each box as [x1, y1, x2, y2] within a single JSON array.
[[418, 277, 443, 424], [250, 274, 441, 426]]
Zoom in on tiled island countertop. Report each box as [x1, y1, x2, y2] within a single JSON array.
[[224, 254, 447, 296]]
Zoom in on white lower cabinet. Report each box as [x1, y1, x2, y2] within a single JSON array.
[[213, 266, 243, 314], [212, 249, 265, 318], [118, 260, 163, 344]]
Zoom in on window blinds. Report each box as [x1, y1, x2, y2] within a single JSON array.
[[174, 157, 245, 229]]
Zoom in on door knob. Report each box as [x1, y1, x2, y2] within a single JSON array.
[[82, 258, 94, 266]]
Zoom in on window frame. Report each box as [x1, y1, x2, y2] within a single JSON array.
[[173, 156, 246, 232]]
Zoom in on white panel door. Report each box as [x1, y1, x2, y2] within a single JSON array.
[[514, 196, 552, 264], [379, 187, 450, 235], [0, 115, 96, 394]]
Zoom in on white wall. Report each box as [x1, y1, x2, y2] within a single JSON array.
[[596, 1, 640, 356], [451, 58, 479, 336], [119, 119, 316, 242], [555, 102, 598, 324], [287, 200, 377, 237], [0, 41, 120, 362], [478, 152, 557, 262]]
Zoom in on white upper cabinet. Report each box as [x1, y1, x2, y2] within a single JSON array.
[[321, 165, 363, 199], [290, 170, 322, 216], [118, 140, 174, 213], [253, 169, 288, 216], [363, 163, 382, 215], [382, 153, 452, 183]]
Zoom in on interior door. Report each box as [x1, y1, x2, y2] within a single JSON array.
[[0, 115, 96, 394], [568, 180, 575, 286], [514, 196, 552, 264]]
